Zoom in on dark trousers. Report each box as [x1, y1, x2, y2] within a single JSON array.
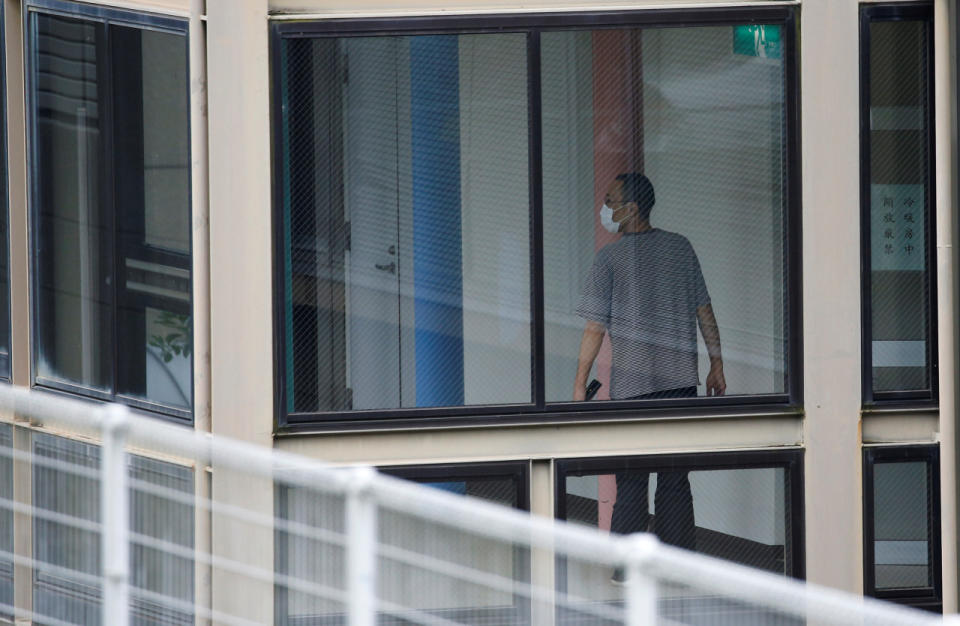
[[609, 386, 697, 551]]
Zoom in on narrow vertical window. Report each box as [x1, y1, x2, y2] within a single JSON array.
[[863, 445, 941, 611], [29, 4, 192, 418], [861, 4, 936, 403], [0, 0, 9, 381]]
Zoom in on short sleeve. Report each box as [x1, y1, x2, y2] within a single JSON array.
[[688, 242, 711, 308], [576, 253, 612, 325]]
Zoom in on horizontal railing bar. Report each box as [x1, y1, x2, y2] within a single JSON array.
[[0, 443, 101, 480], [0, 495, 101, 533], [0, 600, 79, 626]]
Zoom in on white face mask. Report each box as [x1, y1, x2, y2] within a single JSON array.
[[599, 203, 621, 233]]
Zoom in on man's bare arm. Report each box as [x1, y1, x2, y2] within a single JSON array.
[[696, 304, 727, 396], [573, 321, 605, 401]]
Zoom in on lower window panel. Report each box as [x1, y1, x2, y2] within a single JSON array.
[[31, 432, 195, 625], [556, 450, 803, 608], [276, 462, 529, 625], [863, 444, 941, 612], [556, 450, 804, 624]]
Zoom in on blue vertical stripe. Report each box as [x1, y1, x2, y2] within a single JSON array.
[[411, 37, 465, 407]]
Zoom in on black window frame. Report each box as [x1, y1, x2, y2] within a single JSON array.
[[271, 6, 802, 432], [25, 0, 194, 422], [862, 444, 942, 612], [859, 2, 937, 408], [555, 449, 805, 583], [379, 460, 530, 512]]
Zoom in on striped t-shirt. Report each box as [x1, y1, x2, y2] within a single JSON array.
[[576, 229, 711, 399]]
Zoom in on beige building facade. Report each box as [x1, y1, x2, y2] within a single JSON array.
[[1, 0, 958, 622]]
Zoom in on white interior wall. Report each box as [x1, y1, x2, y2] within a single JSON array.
[[345, 38, 404, 410], [688, 469, 784, 544], [642, 26, 785, 395], [567, 469, 784, 545], [459, 34, 531, 405]]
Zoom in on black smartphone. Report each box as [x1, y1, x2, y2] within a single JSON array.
[[585, 379, 602, 401]]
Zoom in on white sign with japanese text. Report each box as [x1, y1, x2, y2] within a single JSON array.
[[871, 184, 924, 271]]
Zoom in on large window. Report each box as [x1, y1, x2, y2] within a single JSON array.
[[863, 445, 941, 612], [860, 3, 936, 404], [28, 1, 192, 419], [273, 8, 799, 428]]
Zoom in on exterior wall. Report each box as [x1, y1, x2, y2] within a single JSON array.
[[800, 0, 863, 597], [0, 0, 955, 617], [935, 0, 958, 610]]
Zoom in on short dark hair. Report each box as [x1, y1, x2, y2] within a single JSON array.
[[616, 173, 655, 218]]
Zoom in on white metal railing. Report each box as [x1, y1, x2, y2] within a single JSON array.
[[0, 384, 949, 625]]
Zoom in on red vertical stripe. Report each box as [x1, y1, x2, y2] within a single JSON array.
[[592, 29, 643, 532]]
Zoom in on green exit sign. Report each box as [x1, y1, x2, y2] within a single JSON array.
[[733, 25, 782, 59]]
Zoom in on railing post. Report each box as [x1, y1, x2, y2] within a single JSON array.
[[101, 404, 130, 626], [624, 534, 659, 626], [345, 466, 377, 626]]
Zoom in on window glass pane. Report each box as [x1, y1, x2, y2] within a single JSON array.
[[129, 455, 195, 625], [866, 19, 932, 395], [277, 487, 348, 621], [138, 29, 191, 255], [279, 34, 531, 412], [34, 14, 112, 391], [112, 24, 192, 409], [561, 462, 793, 600], [279, 466, 526, 624], [31, 13, 192, 413], [31, 433, 195, 624], [542, 25, 787, 402], [873, 460, 934, 590]]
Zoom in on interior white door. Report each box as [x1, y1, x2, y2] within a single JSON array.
[[345, 39, 402, 411]]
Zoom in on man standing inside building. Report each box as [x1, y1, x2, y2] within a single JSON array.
[[572, 172, 725, 560]]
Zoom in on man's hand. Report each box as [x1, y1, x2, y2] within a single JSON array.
[[706, 363, 726, 396], [573, 384, 587, 402]]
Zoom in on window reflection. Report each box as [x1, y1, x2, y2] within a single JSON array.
[[32, 13, 192, 413]]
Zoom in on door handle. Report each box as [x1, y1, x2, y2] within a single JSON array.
[[375, 262, 396, 274]]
